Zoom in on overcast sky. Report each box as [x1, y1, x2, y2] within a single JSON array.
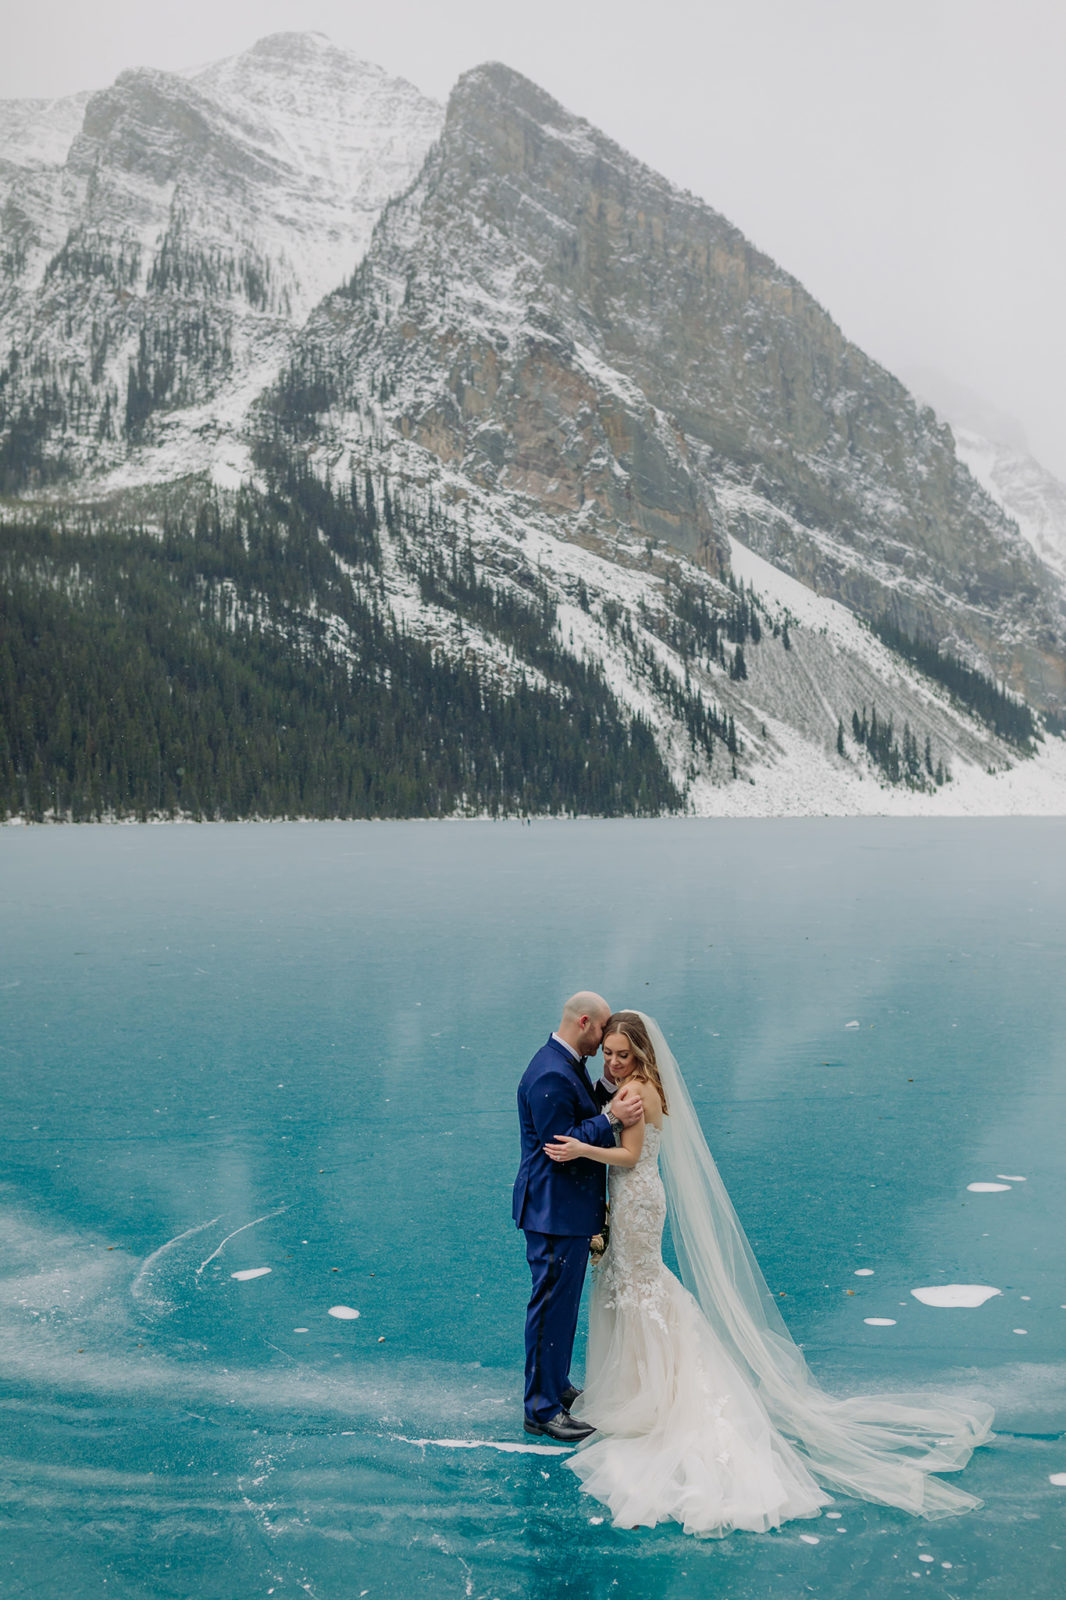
[[7, 0, 1065, 477]]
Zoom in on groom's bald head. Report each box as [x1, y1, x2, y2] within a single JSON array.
[[561, 991, 610, 1027], [558, 991, 612, 1056]]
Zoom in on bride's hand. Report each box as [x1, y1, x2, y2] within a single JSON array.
[[544, 1137, 582, 1162]]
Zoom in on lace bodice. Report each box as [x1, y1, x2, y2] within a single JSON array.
[[597, 1123, 669, 1323], [609, 1121, 662, 1189]]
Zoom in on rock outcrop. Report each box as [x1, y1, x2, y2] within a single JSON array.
[[0, 33, 442, 488], [288, 61, 1065, 709]]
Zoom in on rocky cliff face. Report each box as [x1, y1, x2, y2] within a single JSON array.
[[953, 428, 1066, 586], [2, 39, 1065, 818], [0, 33, 441, 489], [285, 61, 1065, 710]]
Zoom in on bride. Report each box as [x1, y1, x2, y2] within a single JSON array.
[[544, 1011, 994, 1538]]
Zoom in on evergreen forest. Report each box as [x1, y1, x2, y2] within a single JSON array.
[[872, 616, 1038, 749], [0, 465, 684, 822]]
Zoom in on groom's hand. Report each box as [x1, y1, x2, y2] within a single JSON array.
[[610, 1085, 644, 1127]]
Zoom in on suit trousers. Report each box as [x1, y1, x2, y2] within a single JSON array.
[[522, 1230, 590, 1423]]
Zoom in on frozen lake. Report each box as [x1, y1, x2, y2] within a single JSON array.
[[2, 818, 1065, 1597]]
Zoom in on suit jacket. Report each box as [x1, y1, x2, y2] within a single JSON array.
[[512, 1036, 617, 1236]]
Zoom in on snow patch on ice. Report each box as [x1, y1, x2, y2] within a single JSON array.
[[393, 1435, 570, 1456], [910, 1285, 1002, 1308]]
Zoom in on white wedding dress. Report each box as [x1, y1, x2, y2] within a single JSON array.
[[568, 1017, 994, 1536]]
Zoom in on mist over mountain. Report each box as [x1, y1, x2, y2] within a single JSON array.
[[905, 367, 1066, 589], [2, 33, 1064, 821]]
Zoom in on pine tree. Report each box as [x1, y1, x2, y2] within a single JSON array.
[[0, 483, 692, 822]]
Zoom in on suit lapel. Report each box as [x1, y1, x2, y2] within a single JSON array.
[[546, 1036, 595, 1104]]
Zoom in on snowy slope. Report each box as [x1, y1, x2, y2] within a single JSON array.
[[185, 33, 442, 316], [904, 367, 1066, 587], [1, 39, 1063, 818], [723, 536, 1066, 816], [0, 33, 442, 490], [0, 92, 91, 167], [953, 428, 1066, 584], [278, 405, 1065, 816], [280, 59, 1066, 727]]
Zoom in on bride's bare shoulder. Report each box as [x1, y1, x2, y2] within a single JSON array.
[[637, 1078, 664, 1126]]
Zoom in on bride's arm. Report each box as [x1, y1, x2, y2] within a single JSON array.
[[545, 1116, 645, 1167]]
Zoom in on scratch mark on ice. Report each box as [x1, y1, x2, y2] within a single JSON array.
[[197, 1208, 288, 1275]]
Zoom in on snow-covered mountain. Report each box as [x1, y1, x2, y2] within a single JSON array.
[[953, 430, 1066, 586], [1, 36, 1064, 819], [906, 368, 1066, 586], [0, 32, 441, 489]]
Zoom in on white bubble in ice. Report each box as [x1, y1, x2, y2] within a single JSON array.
[[919, 1554, 934, 1563], [799, 1534, 820, 1544], [293, 1327, 309, 1333], [996, 1175, 1026, 1182], [967, 1182, 1011, 1192], [328, 1305, 360, 1319], [1013, 1328, 1028, 1335], [230, 1267, 271, 1281], [854, 1268, 874, 1276], [864, 1318, 897, 1326], [1049, 1474, 1066, 1486], [910, 1285, 1001, 1308], [844, 1021, 860, 1029]]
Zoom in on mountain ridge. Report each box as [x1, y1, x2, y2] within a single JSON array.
[[1, 34, 1064, 820], [0, 33, 442, 492], [280, 55, 1066, 706]]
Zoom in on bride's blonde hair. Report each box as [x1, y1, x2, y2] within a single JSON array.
[[605, 1011, 668, 1115]]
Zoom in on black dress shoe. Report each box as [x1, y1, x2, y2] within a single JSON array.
[[523, 1409, 596, 1443], [560, 1384, 583, 1410]]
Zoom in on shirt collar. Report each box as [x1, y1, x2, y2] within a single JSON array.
[[550, 1031, 581, 1062]]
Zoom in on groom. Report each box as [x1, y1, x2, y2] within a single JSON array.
[[512, 991, 643, 1441]]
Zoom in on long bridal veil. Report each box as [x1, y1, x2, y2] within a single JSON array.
[[638, 1013, 994, 1516]]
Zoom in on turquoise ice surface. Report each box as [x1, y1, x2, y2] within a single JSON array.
[[1, 818, 1064, 1597]]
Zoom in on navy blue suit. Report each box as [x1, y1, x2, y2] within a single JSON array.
[[513, 1036, 616, 1424]]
